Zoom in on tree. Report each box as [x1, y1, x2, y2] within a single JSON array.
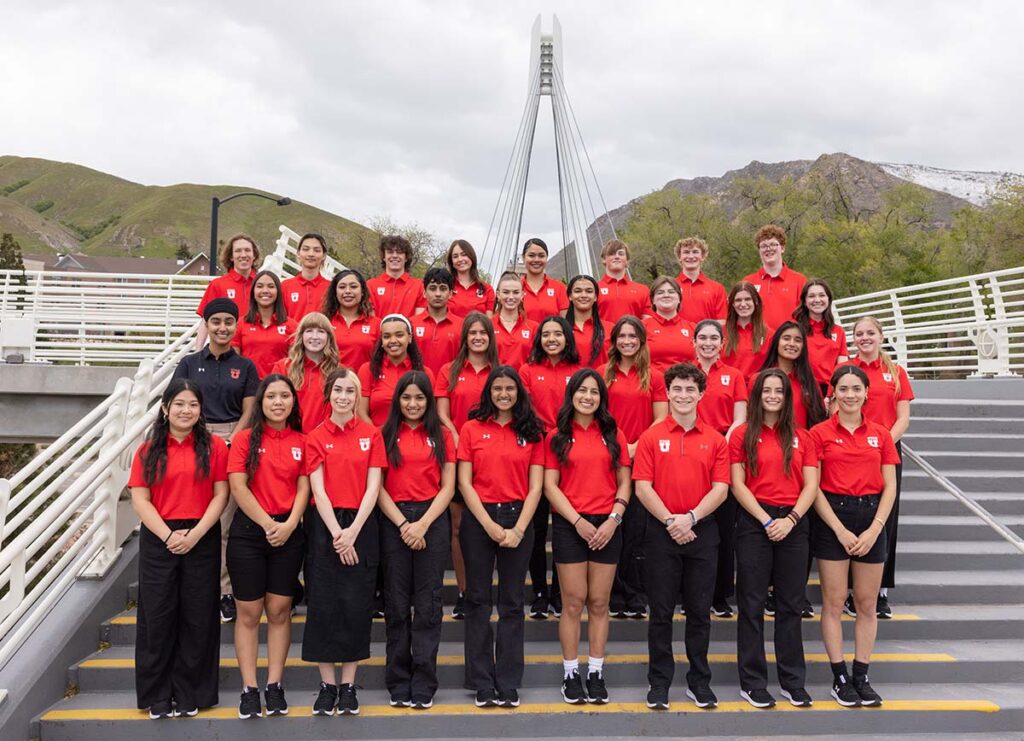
[[175, 242, 192, 262], [0, 232, 26, 271], [368, 215, 445, 277]]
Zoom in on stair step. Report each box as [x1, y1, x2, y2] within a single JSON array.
[[900, 491, 1023, 517], [901, 433, 1023, 452], [904, 451, 1024, 470], [901, 470, 1024, 493], [908, 417, 1024, 434]]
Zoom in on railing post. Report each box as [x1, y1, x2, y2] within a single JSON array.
[[970, 275, 1016, 377], [888, 290, 909, 368], [0, 478, 9, 544]]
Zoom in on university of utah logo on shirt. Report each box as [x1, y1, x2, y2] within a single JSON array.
[[600, 287, 609, 295], [291, 447, 302, 461], [831, 332, 839, 341], [882, 372, 893, 382], [721, 375, 731, 386], [521, 330, 531, 339], [867, 436, 880, 448], [291, 292, 300, 303], [546, 288, 555, 296], [752, 284, 761, 293], [659, 439, 670, 453], [680, 329, 689, 337], [359, 437, 371, 452], [792, 437, 800, 448], [227, 289, 236, 299], [517, 436, 527, 447], [377, 287, 386, 295], [416, 327, 425, 337], [230, 368, 240, 379], [277, 326, 287, 335], [361, 325, 370, 334]]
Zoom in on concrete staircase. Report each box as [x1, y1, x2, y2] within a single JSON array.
[[31, 379, 1024, 739]]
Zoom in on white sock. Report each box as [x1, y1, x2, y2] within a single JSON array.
[[879, 588, 888, 597], [563, 658, 579, 679], [588, 656, 604, 677]]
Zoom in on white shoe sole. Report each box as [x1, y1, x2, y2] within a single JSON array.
[[311, 708, 335, 716], [338, 707, 360, 715], [740, 690, 775, 708], [685, 688, 718, 708], [780, 689, 813, 707], [830, 687, 861, 707]]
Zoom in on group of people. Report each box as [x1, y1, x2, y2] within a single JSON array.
[[129, 224, 913, 719]]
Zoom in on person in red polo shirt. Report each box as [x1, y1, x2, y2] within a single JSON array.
[[303, 368, 387, 717], [675, 237, 728, 324], [600, 316, 667, 619], [633, 363, 729, 711], [367, 235, 427, 318], [520, 237, 569, 322], [793, 279, 848, 395], [457, 366, 546, 708], [196, 233, 260, 350], [723, 281, 773, 382], [356, 314, 434, 427], [226, 375, 310, 719], [567, 274, 613, 368], [643, 276, 696, 373], [730, 369, 818, 710], [742, 225, 807, 330], [323, 269, 381, 372], [759, 322, 827, 430], [128, 379, 230, 719], [233, 271, 298, 378], [810, 364, 899, 709], [410, 268, 463, 376], [446, 239, 495, 318], [493, 271, 538, 368], [281, 233, 330, 321], [376, 371, 456, 709], [597, 239, 648, 323], [270, 313, 338, 433], [543, 369, 631, 704]]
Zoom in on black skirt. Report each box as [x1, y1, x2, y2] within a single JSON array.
[[301, 507, 379, 663]]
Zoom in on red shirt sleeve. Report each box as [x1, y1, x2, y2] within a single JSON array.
[[356, 362, 372, 398], [529, 439, 545, 466], [442, 427, 457, 463], [728, 424, 747, 465], [734, 372, 750, 403], [711, 434, 730, 484], [369, 428, 389, 468], [631, 432, 655, 482], [797, 429, 817, 468], [879, 428, 901, 465], [836, 326, 849, 357], [897, 366, 914, 402], [543, 430, 559, 470], [128, 444, 148, 488], [652, 369, 668, 402], [435, 363, 453, 399], [226, 429, 251, 474], [196, 282, 217, 317], [615, 429, 631, 468], [456, 424, 473, 461], [305, 433, 325, 474], [210, 436, 229, 482], [270, 358, 289, 377], [809, 425, 825, 462]]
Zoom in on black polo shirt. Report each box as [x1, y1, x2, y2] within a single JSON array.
[[171, 347, 259, 423]]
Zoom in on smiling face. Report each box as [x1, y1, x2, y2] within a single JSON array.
[[694, 325, 723, 361], [380, 320, 411, 360], [853, 320, 883, 357], [497, 278, 524, 313], [540, 320, 566, 359], [667, 376, 703, 416], [163, 389, 201, 435], [297, 237, 326, 272], [572, 375, 602, 417], [676, 243, 706, 273], [465, 320, 490, 355], [805, 284, 830, 319], [570, 279, 596, 313], [615, 322, 641, 359], [523, 244, 548, 276], [757, 236, 784, 268], [329, 375, 359, 416], [760, 375, 786, 416], [652, 282, 681, 315], [777, 327, 804, 362], [253, 274, 278, 310], [205, 313, 237, 347], [399, 383, 427, 422], [732, 289, 755, 321], [335, 274, 363, 309], [302, 326, 329, 355], [383, 245, 407, 273], [602, 246, 628, 275], [490, 376, 518, 413], [449, 244, 473, 274], [231, 239, 256, 273], [262, 380, 294, 425], [833, 371, 867, 415]]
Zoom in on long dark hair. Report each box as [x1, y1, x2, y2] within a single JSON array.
[[760, 321, 827, 427], [526, 315, 580, 366], [468, 365, 544, 443], [141, 379, 211, 486], [244, 270, 288, 325], [792, 278, 837, 338], [243, 374, 303, 478], [551, 369, 622, 469], [725, 281, 768, 355], [565, 274, 605, 366], [744, 368, 797, 478], [447, 312, 499, 393], [605, 316, 651, 392], [382, 371, 448, 471], [322, 268, 374, 320], [370, 315, 425, 378], [446, 239, 482, 285]]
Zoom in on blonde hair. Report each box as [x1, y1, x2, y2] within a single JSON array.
[[286, 312, 340, 390], [221, 233, 261, 272], [853, 316, 901, 395], [322, 366, 362, 403], [494, 270, 526, 317], [604, 316, 652, 392], [674, 236, 708, 258]]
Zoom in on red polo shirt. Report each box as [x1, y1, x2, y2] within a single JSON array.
[[572, 316, 613, 368], [356, 357, 436, 427], [494, 315, 538, 368], [632, 417, 730, 513], [281, 273, 330, 321], [742, 265, 807, 330], [807, 320, 848, 385], [597, 274, 648, 323], [128, 434, 229, 520], [723, 322, 774, 381], [522, 275, 569, 323], [599, 362, 668, 444], [384, 423, 456, 502], [410, 312, 463, 376], [367, 272, 426, 318], [677, 272, 728, 324], [696, 360, 749, 434], [196, 269, 254, 317], [520, 358, 585, 430], [449, 280, 495, 318], [851, 357, 914, 430], [458, 418, 544, 503], [227, 426, 306, 515], [270, 357, 329, 433], [436, 360, 492, 431], [729, 424, 815, 506], [305, 416, 388, 509], [774, 367, 821, 429], [232, 317, 298, 377], [544, 422, 631, 514], [810, 415, 900, 496], [643, 313, 696, 372], [330, 313, 380, 371]]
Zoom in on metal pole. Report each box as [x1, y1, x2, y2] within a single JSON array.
[[209, 197, 220, 276]]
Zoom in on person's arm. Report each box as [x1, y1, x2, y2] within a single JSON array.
[[811, 468, 857, 552], [890, 400, 911, 442], [850, 464, 897, 556], [310, 466, 343, 537], [336, 467, 383, 565], [194, 323, 208, 351], [505, 464, 544, 548], [357, 396, 372, 425], [765, 465, 818, 542], [229, 471, 276, 530], [265, 474, 310, 548], [183, 481, 229, 550], [458, 460, 505, 543], [436, 398, 460, 445], [131, 487, 181, 549], [652, 401, 668, 426], [543, 468, 598, 542], [725, 400, 747, 442], [229, 397, 255, 441], [730, 462, 772, 525], [588, 464, 631, 550], [402, 461, 456, 543]]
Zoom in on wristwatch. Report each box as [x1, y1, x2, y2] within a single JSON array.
[[664, 516, 675, 528], [608, 512, 623, 525]]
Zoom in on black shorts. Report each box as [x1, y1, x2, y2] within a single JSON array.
[[551, 513, 623, 565], [226, 510, 305, 601], [813, 492, 888, 564]]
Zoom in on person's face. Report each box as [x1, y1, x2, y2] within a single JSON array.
[[602, 247, 628, 274], [777, 328, 804, 362], [424, 282, 451, 310], [163, 390, 201, 432], [760, 376, 786, 415], [668, 376, 703, 416], [732, 290, 755, 320], [205, 313, 236, 345], [381, 321, 411, 359], [652, 283, 680, 314], [758, 237, 784, 264], [329, 376, 358, 416], [523, 245, 548, 275], [335, 275, 363, 309], [383, 245, 407, 273], [572, 376, 602, 416], [466, 321, 490, 354], [490, 376, 518, 413], [253, 275, 278, 309], [399, 383, 427, 422], [297, 238, 326, 271], [302, 326, 329, 354], [262, 380, 294, 424], [614, 323, 641, 358], [449, 245, 473, 274], [853, 321, 883, 356], [676, 244, 706, 272], [833, 372, 867, 414], [540, 320, 566, 357], [805, 285, 830, 317], [497, 279, 523, 312], [570, 280, 596, 312], [231, 239, 256, 272], [695, 326, 722, 360]]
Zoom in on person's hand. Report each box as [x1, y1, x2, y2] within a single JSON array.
[[499, 528, 523, 549], [402, 520, 428, 548], [334, 527, 357, 553], [338, 545, 359, 566], [486, 521, 506, 544], [836, 527, 859, 554], [850, 524, 881, 557], [574, 517, 597, 542], [766, 517, 794, 542], [666, 516, 692, 542], [265, 520, 295, 547], [588, 519, 618, 550], [166, 530, 191, 554]]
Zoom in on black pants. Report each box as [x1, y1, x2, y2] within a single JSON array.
[[381, 500, 450, 700], [713, 492, 738, 603], [645, 515, 719, 689], [528, 497, 559, 600], [135, 521, 220, 710], [460, 501, 534, 691], [882, 441, 903, 589], [610, 492, 646, 612], [735, 506, 809, 692]]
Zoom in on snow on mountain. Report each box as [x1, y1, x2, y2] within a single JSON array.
[[876, 163, 1023, 206]]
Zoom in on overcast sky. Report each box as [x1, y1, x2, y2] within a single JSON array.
[[4, 1, 1023, 253]]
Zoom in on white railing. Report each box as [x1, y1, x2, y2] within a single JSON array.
[[832, 266, 1024, 378], [261, 224, 347, 280]]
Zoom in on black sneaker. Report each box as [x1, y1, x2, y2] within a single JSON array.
[[172, 703, 198, 717], [612, 604, 630, 619], [781, 687, 814, 707], [853, 676, 883, 706], [452, 592, 466, 620], [801, 598, 815, 619], [238, 687, 262, 719], [389, 694, 411, 707], [311, 682, 337, 716], [529, 592, 549, 620], [646, 686, 670, 710], [585, 671, 608, 704], [410, 695, 433, 710], [678, 604, 686, 616], [876, 594, 892, 619], [549, 594, 562, 617], [843, 594, 857, 617], [686, 684, 718, 708], [148, 700, 173, 720], [264, 682, 288, 716], [764, 591, 776, 616], [831, 675, 861, 707], [220, 594, 236, 623], [337, 683, 360, 715], [561, 669, 586, 704], [497, 689, 520, 707], [712, 599, 735, 618], [740, 688, 776, 708], [630, 600, 648, 619], [475, 688, 499, 707], [373, 592, 385, 619]]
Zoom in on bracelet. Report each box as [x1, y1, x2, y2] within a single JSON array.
[[788, 509, 802, 523], [512, 527, 524, 539], [787, 512, 800, 525], [614, 497, 628, 508], [687, 511, 697, 527], [398, 519, 410, 529], [573, 515, 583, 527], [163, 531, 174, 544], [608, 512, 623, 525], [763, 518, 775, 529], [873, 517, 886, 528]]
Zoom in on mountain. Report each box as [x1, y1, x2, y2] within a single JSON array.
[[875, 163, 1023, 207]]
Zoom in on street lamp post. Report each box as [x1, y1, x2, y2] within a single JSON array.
[[209, 192, 292, 275]]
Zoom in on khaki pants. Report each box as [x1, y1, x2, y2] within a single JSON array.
[[207, 421, 237, 595]]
